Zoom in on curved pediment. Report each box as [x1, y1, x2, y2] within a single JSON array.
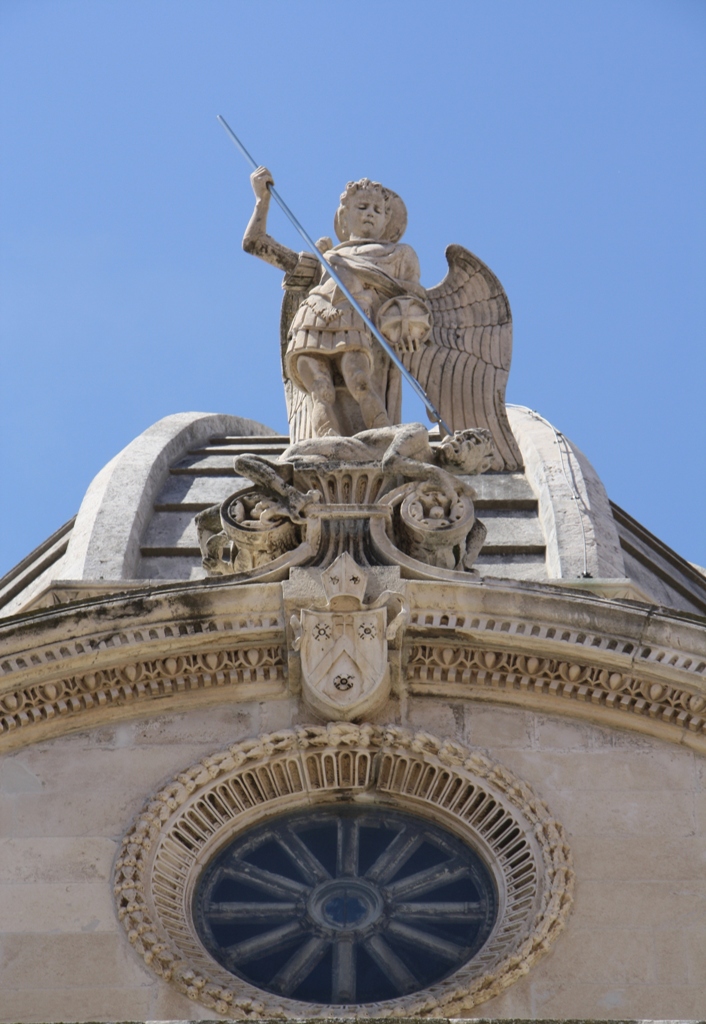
[[1, 573, 703, 756]]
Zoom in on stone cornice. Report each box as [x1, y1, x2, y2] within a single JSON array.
[[0, 575, 704, 753]]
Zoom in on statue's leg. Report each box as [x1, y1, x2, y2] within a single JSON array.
[[378, 423, 463, 503], [381, 422, 432, 465], [296, 355, 341, 436], [341, 350, 391, 430]]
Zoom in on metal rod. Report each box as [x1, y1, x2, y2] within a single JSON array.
[[217, 114, 451, 434]]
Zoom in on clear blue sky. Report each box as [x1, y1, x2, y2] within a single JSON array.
[[1, 0, 705, 575]]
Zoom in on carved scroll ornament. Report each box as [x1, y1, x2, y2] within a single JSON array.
[[196, 423, 495, 582]]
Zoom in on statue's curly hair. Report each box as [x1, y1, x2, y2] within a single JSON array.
[[339, 178, 390, 209], [334, 178, 407, 243]]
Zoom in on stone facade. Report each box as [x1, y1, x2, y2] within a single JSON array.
[[0, 562, 704, 1020], [0, 401, 700, 1024], [0, 696, 703, 1020], [1, 179, 704, 1019]]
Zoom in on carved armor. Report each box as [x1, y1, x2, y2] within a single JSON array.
[[284, 240, 424, 432]]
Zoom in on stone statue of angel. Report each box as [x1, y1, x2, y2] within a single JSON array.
[[243, 167, 522, 471]]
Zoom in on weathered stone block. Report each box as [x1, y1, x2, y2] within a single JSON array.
[[0, 837, 115, 884], [0, 882, 115, 933], [0, 932, 151, 989]]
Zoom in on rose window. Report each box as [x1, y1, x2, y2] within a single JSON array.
[[193, 804, 497, 1005]]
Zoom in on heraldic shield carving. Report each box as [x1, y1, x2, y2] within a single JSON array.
[[291, 553, 406, 721]]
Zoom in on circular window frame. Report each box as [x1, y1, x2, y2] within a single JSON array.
[[115, 724, 573, 1017], [192, 803, 501, 1005]]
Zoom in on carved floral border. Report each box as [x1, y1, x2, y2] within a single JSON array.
[[0, 585, 704, 752], [0, 644, 286, 742], [406, 642, 706, 740], [113, 724, 573, 1018], [1, 636, 704, 753]]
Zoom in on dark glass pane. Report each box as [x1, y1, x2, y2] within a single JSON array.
[[193, 804, 497, 1005], [292, 942, 334, 1002], [294, 822, 338, 877], [355, 941, 397, 1003], [245, 943, 306, 987], [242, 837, 305, 881], [386, 838, 447, 881], [356, 823, 399, 875]]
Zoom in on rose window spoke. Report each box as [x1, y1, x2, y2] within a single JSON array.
[[205, 901, 299, 922], [216, 861, 309, 898], [276, 828, 331, 884], [194, 806, 497, 1005], [364, 826, 422, 883], [385, 858, 470, 900], [223, 920, 305, 968], [363, 932, 418, 995], [336, 816, 360, 877], [386, 919, 465, 960], [392, 900, 483, 922], [331, 935, 356, 1002], [271, 935, 329, 996]]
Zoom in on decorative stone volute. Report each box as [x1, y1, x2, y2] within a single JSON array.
[[196, 423, 496, 583]]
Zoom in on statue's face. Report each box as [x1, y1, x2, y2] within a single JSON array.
[[344, 190, 387, 240], [437, 430, 496, 474]]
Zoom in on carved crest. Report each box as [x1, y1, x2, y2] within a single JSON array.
[[292, 554, 405, 721], [299, 605, 388, 719]]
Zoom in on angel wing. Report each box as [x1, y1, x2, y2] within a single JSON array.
[[404, 245, 523, 472]]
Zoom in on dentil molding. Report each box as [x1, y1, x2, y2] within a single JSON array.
[[0, 576, 703, 753]]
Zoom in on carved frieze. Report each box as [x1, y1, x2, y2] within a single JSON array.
[[0, 577, 704, 752], [0, 643, 286, 744], [406, 641, 706, 736]]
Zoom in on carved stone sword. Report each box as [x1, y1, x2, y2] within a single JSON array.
[[217, 115, 452, 435]]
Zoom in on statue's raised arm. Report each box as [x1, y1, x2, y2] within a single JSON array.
[[242, 166, 299, 273]]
